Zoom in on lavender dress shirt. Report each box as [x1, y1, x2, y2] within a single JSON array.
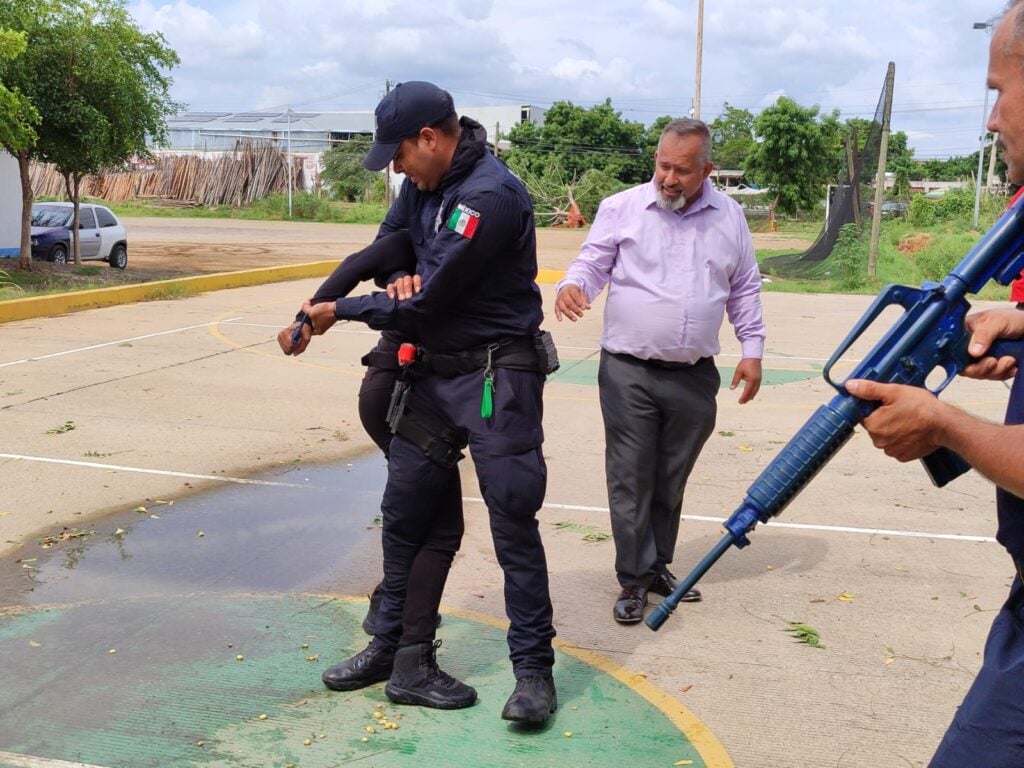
[[556, 178, 766, 364]]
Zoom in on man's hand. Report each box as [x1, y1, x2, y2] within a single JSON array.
[[844, 379, 950, 462], [387, 274, 421, 301], [554, 284, 591, 322], [277, 319, 311, 356], [962, 308, 1024, 380], [301, 299, 338, 336], [730, 358, 762, 404]]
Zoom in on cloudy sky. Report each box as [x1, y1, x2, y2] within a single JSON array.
[[129, 0, 1008, 161]]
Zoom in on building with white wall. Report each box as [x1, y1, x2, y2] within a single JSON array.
[[1, 151, 20, 258]]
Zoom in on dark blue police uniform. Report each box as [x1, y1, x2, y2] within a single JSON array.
[[334, 117, 556, 679], [929, 370, 1024, 767]]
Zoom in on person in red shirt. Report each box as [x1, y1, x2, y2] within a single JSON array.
[[1009, 187, 1024, 307]]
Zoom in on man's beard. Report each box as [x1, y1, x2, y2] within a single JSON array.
[[655, 186, 687, 211]]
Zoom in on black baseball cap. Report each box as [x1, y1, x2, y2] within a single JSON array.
[[362, 81, 457, 171]]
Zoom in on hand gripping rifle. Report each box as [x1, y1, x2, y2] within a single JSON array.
[[647, 198, 1024, 631]]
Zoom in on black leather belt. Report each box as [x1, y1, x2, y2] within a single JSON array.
[[614, 352, 712, 370]]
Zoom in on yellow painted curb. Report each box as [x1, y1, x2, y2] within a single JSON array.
[[0, 261, 340, 324], [0, 263, 567, 324], [536, 268, 565, 284]]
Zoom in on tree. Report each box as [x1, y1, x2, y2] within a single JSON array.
[[746, 96, 829, 219], [505, 99, 650, 185], [708, 104, 755, 170], [321, 136, 379, 201], [885, 131, 914, 197], [0, 14, 43, 269], [0, 0, 179, 265]]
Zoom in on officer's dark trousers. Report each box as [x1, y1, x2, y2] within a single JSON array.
[[371, 367, 556, 678], [599, 351, 719, 588], [929, 577, 1024, 767]]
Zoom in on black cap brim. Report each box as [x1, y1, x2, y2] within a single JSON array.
[[362, 140, 402, 171]]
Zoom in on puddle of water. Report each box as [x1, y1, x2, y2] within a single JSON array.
[[1, 457, 388, 606]]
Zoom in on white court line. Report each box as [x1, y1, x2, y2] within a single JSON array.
[[0, 319, 244, 369], [0, 454, 308, 488], [0, 752, 109, 768], [466, 498, 997, 544]]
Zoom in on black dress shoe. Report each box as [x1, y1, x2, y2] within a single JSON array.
[[322, 644, 394, 691], [501, 675, 557, 724], [613, 585, 648, 624], [648, 570, 701, 603]]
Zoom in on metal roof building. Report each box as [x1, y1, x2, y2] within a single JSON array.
[[165, 111, 375, 154], [163, 104, 546, 155]]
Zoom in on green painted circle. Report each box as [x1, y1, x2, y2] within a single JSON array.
[[0, 594, 714, 768]]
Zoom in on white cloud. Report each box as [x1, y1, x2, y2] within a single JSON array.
[[127, 0, 1003, 158], [550, 58, 602, 81], [642, 0, 690, 33], [134, 0, 266, 63]]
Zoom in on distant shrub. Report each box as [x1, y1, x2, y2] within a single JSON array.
[[830, 224, 869, 291], [908, 195, 936, 227], [914, 231, 981, 280]]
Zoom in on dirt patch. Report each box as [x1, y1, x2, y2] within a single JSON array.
[[897, 232, 934, 255]]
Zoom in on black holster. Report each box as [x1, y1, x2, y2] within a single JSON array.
[[390, 394, 468, 469]]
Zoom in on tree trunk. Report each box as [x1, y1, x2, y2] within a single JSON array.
[[62, 172, 83, 265], [17, 150, 33, 271], [769, 194, 780, 233]]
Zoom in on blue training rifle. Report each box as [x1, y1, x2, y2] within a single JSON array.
[[647, 196, 1024, 631]]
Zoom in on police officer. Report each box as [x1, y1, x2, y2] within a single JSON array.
[[847, 4, 1024, 763], [277, 231, 450, 638], [304, 81, 558, 724]]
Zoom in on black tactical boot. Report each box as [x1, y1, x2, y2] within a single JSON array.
[[384, 640, 477, 709], [501, 675, 557, 724], [361, 587, 383, 635], [322, 644, 394, 691], [362, 584, 443, 636]]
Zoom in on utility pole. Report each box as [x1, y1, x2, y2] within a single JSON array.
[[494, 122, 501, 158], [384, 80, 393, 208], [694, 0, 704, 121], [846, 129, 861, 229], [286, 107, 293, 219], [987, 133, 1000, 191], [868, 62, 895, 279], [972, 20, 995, 227]]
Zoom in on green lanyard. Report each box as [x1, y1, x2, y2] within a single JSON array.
[[480, 344, 497, 419]]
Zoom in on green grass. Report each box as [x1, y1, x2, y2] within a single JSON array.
[[105, 195, 388, 224], [0, 262, 193, 301], [756, 218, 1013, 299]]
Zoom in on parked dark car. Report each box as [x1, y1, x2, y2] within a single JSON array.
[[866, 200, 909, 219], [30, 202, 128, 268]]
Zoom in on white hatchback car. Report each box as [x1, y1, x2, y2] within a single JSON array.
[[30, 202, 129, 269]]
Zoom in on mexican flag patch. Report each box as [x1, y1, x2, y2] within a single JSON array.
[[446, 203, 481, 239]]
